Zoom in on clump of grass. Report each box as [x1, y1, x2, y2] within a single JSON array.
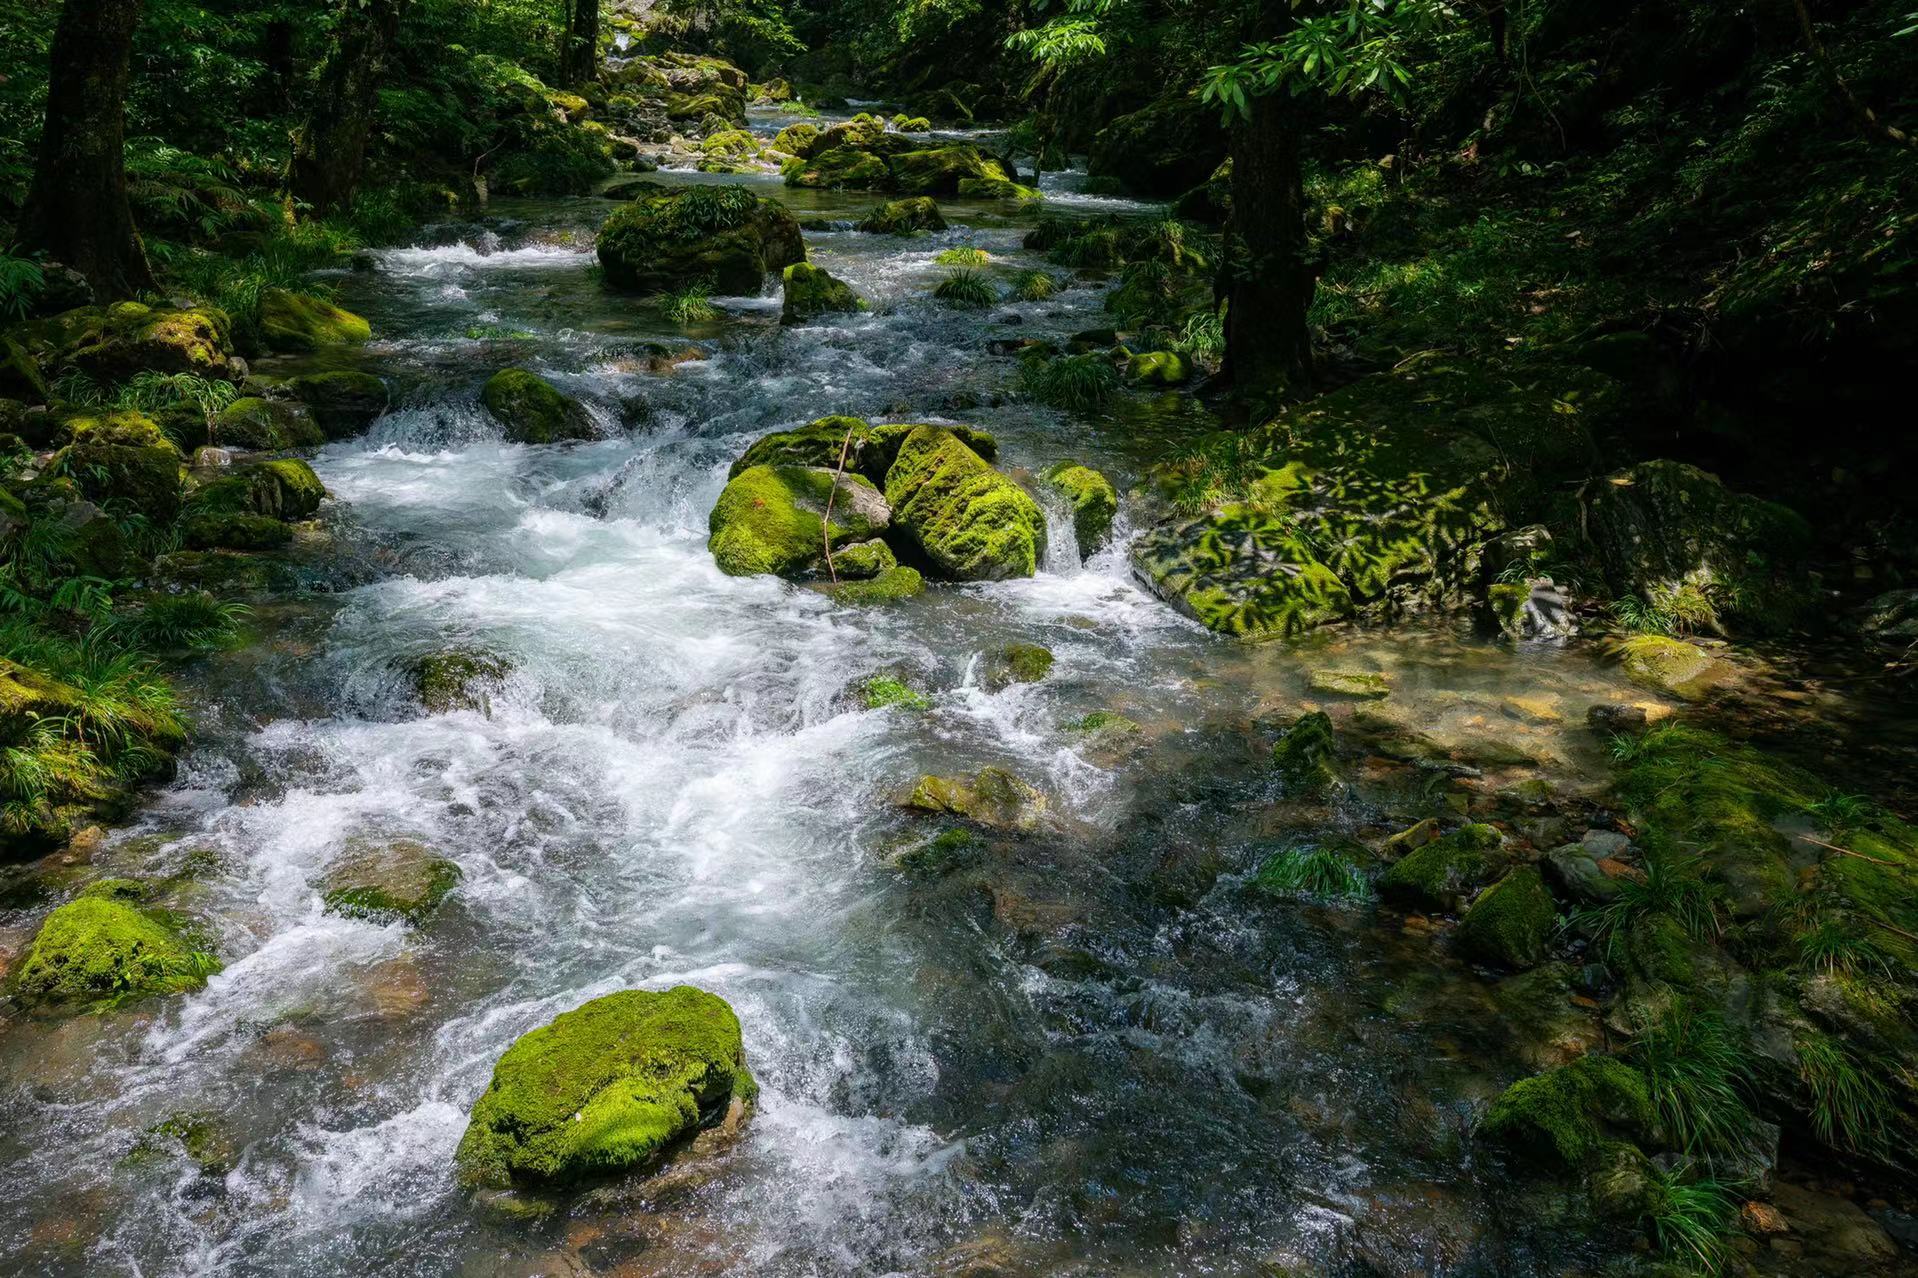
[[1805, 791, 1874, 835], [661, 282, 718, 324], [1175, 304, 1226, 362], [1252, 844, 1371, 901], [1630, 1006, 1755, 1160], [0, 252, 45, 320], [665, 185, 760, 237], [1609, 582, 1720, 637], [1155, 433, 1269, 514], [934, 246, 990, 267], [1573, 849, 1723, 961], [1793, 914, 1895, 976], [1645, 1163, 1735, 1271], [109, 593, 249, 653], [1017, 352, 1118, 411], [931, 269, 998, 309], [1795, 1030, 1893, 1157], [1010, 268, 1060, 301]]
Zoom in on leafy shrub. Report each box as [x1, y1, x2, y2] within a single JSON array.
[[0, 253, 45, 320]]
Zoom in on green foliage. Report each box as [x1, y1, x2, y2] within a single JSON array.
[[1795, 1030, 1894, 1158], [1252, 843, 1370, 901], [932, 268, 998, 308], [1629, 1006, 1755, 1161], [0, 253, 45, 320], [109, 593, 248, 653], [1174, 304, 1226, 362], [1573, 849, 1722, 964], [662, 282, 719, 324], [1010, 268, 1060, 301], [858, 675, 930, 710], [1610, 584, 1720, 638], [666, 184, 762, 237], [1644, 1164, 1735, 1272], [1017, 352, 1118, 411], [934, 246, 990, 267]]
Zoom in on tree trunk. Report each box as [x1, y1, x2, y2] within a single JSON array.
[[1224, 90, 1314, 409], [560, 0, 600, 88], [287, 0, 407, 216], [14, 0, 155, 302]]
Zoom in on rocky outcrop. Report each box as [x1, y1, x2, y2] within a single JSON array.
[[884, 426, 1045, 581], [708, 465, 891, 578], [321, 838, 462, 924], [596, 185, 804, 295], [7, 890, 217, 1010], [858, 197, 947, 235], [481, 369, 596, 443], [17, 301, 236, 384]]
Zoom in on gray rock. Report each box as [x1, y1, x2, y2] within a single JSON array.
[[1580, 829, 1632, 859], [1545, 844, 1620, 904]]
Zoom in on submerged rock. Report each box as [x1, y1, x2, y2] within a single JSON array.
[[903, 767, 1046, 832], [8, 894, 216, 1009], [1457, 866, 1557, 968], [1271, 710, 1338, 795], [481, 368, 596, 443], [258, 289, 372, 352], [1609, 634, 1723, 699], [596, 185, 804, 295], [321, 839, 462, 924], [780, 263, 864, 324], [708, 464, 891, 578], [1378, 823, 1505, 911], [411, 648, 512, 714], [858, 196, 947, 235], [455, 986, 757, 1190], [883, 425, 1045, 581], [286, 370, 390, 438], [979, 642, 1054, 690], [1306, 669, 1390, 700], [1040, 461, 1117, 559]]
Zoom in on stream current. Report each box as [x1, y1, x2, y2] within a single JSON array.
[[0, 112, 1729, 1276]]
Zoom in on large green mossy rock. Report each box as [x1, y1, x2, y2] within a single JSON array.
[[287, 370, 389, 438], [596, 185, 804, 295], [321, 839, 461, 924], [903, 767, 1046, 832], [729, 416, 996, 483], [8, 895, 216, 1009], [455, 986, 757, 1190], [258, 289, 371, 352], [781, 263, 865, 324], [708, 464, 891, 578], [186, 458, 324, 523], [1041, 461, 1117, 559], [1584, 459, 1813, 634], [1088, 96, 1226, 197], [858, 197, 947, 235], [53, 411, 185, 523], [481, 369, 596, 443], [1478, 1055, 1657, 1169], [1379, 823, 1506, 911], [783, 147, 893, 190], [1457, 866, 1557, 968], [19, 302, 235, 383], [818, 565, 925, 604], [884, 425, 1045, 581], [770, 122, 819, 155], [213, 397, 327, 451], [1132, 364, 1613, 637], [887, 146, 1007, 197], [956, 178, 1041, 202], [1610, 634, 1724, 699]]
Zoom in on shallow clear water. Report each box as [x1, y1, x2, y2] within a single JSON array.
[[0, 132, 1700, 1276]]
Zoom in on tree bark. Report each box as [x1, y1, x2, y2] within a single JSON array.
[[560, 0, 600, 88], [1224, 90, 1314, 409], [287, 0, 408, 216], [14, 0, 156, 301]]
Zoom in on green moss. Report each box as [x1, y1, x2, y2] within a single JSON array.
[[1127, 350, 1191, 386], [212, 397, 327, 451], [181, 511, 292, 551], [784, 146, 892, 190], [321, 840, 462, 925], [858, 197, 946, 235], [411, 648, 511, 713], [53, 410, 184, 523], [132, 1111, 237, 1174], [481, 369, 595, 444], [1067, 711, 1141, 737], [892, 826, 979, 872], [883, 426, 1045, 581], [596, 186, 803, 295], [1040, 461, 1118, 558], [903, 767, 1046, 831], [1457, 866, 1558, 968], [455, 986, 756, 1190], [1379, 823, 1504, 910], [887, 145, 1006, 196], [781, 263, 865, 324], [8, 895, 218, 1010], [770, 122, 820, 155], [955, 177, 1042, 202], [1479, 1054, 1658, 1169], [286, 370, 389, 438], [700, 129, 759, 158], [1271, 710, 1337, 795], [708, 464, 889, 579], [255, 459, 326, 517], [819, 565, 925, 604], [859, 675, 929, 711], [1306, 669, 1391, 699], [1611, 634, 1719, 699], [258, 289, 372, 352], [1005, 643, 1054, 683]]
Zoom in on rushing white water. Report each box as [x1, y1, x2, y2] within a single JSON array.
[[0, 160, 1664, 1277]]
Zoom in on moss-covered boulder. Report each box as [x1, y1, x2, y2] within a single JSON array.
[[321, 839, 462, 924], [1, 335, 49, 401], [980, 642, 1054, 690], [729, 417, 996, 483], [455, 986, 757, 1190], [180, 511, 292, 551], [858, 197, 947, 235], [1271, 711, 1338, 795], [1088, 96, 1227, 197], [887, 145, 1007, 197], [770, 122, 820, 155], [781, 263, 865, 324], [22, 301, 235, 383], [1040, 461, 1118, 559], [212, 397, 327, 451], [1457, 866, 1557, 968], [596, 185, 804, 295], [258, 289, 372, 352], [818, 565, 925, 604], [185, 458, 325, 524], [1131, 505, 1352, 638], [903, 767, 1046, 832], [1379, 823, 1505, 911], [53, 411, 185, 523], [286, 370, 390, 438], [8, 895, 216, 1009], [481, 369, 596, 444], [411, 648, 512, 714], [1127, 350, 1191, 386], [956, 178, 1042, 202], [1478, 1055, 1657, 1169], [831, 538, 896, 579], [883, 425, 1045, 581], [708, 464, 891, 578], [783, 147, 893, 190], [1609, 635, 1724, 699]]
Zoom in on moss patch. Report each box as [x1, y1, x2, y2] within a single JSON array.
[[1379, 823, 1505, 911], [258, 290, 372, 352], [481, 369, 596, 444], [8, 895, 217, 1010], [884, 425, 1045, 581], [1457, 865, 1558, 968], [708, 464, 890, 579], [1479, 1054, 1657, 1169], [1040, 461, 1118, 559]]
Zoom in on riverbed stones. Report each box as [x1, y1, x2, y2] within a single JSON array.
[[903, 767, 1046, 832], [321, 839, 461, 924], [482, 368, 596, 443], [1610, 634, 1724, 698], [596, 185, 804, 294], [1040, 461, 1117, 559], [7, 893, 217, 1009], [18, 301, 236, 383], [1457, 866, 1556, 968], [1306, 669, 1391, 700], [454, 986, 757, 1190], [258, 289, 372, 352], [780, 263, 864, 324], [1378, 823, 1505, 912], [708, 464, 891, 578], [884, 426, 1045, 581]]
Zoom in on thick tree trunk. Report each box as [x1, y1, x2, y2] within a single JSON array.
[[287, 0, 407, 216], [560, 0, 600, 88], [15, 0, 155, 302], [1224, 90, 1314, 409]]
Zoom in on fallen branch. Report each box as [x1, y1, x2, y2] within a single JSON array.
[[820, 425, 857, 584], [1801, 833, 1902, 866]]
